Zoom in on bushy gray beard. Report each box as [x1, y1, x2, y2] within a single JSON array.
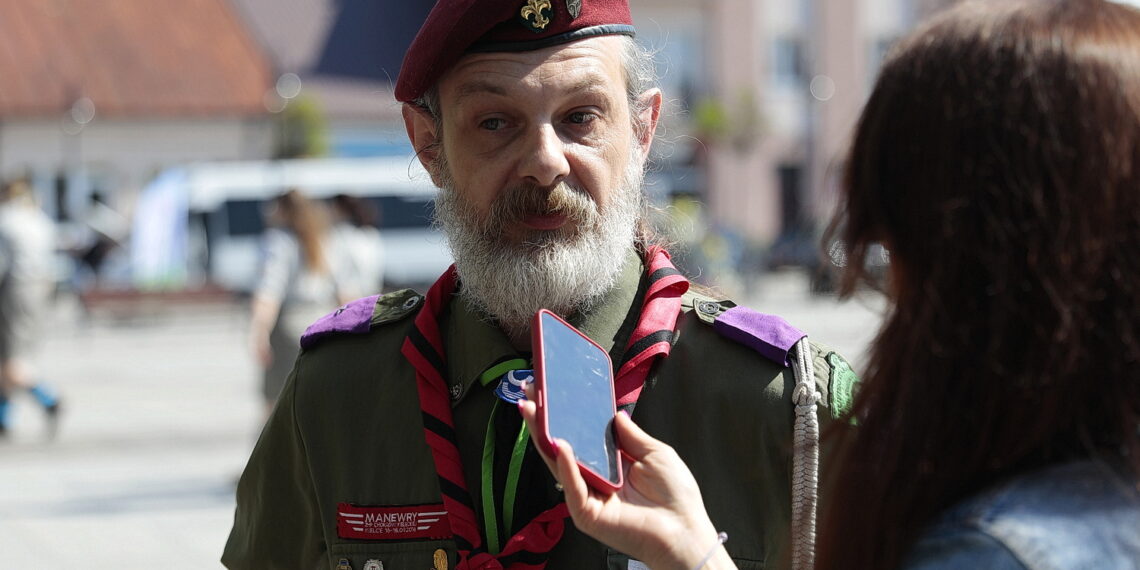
[[432, 147, 645, 338]]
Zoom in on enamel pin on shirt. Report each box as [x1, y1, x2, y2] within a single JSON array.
[[493, 369, 533, 404]]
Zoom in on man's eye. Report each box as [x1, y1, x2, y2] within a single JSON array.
[[480, 118, 507, 131], [567, 111, 597, 125]]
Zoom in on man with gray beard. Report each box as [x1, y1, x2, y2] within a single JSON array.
[[224, 1, 857, 569], [432, 136, 646, 343]]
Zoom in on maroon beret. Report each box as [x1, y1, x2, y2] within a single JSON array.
[[395, 0, 635, 102]]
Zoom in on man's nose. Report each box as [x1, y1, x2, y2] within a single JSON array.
[[517, 124, 571, 187]]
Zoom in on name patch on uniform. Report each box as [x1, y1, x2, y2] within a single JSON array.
[[336, 503, 450, 540]]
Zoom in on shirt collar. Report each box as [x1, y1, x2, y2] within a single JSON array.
[[443, 249, 645, 404]]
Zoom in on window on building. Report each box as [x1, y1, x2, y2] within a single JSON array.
[[778, 163, 805, 233], [868, 36, 899, 86], [771, 37, 805, 87]]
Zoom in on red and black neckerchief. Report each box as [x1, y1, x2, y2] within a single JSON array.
[[400, 246, 689, 569]]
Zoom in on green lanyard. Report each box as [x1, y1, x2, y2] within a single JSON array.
[[477, 358, 530, 555]]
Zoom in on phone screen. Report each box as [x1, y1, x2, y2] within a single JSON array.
[[536, 310, 620, 487]]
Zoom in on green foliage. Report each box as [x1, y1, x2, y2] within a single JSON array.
[[275, 95, 330, 159], [691, 90, 764, 153], [692, 97, 731, 140]]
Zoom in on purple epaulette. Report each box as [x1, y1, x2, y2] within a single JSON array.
[[300, 294, 380, 349], [712, 306, 806, 367]]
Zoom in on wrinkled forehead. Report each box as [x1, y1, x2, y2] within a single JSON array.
[[438, 36, 627, 105]]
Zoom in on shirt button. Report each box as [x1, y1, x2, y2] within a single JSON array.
[[449, 384, 462, 401]]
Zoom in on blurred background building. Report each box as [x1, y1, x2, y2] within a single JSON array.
[[0, 0, 273, 227], [0, 0, 956, 297], [228, 0, 429, 158]]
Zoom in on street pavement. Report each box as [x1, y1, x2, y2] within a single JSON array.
[[0, 269, 885, 569]]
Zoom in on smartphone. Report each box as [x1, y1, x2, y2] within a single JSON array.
[[531, 309, 623, 492]]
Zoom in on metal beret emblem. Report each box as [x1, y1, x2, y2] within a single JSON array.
[[520, 0, 553, 32], [567, 0, 581, 19]]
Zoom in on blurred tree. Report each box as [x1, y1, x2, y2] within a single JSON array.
[[692, 97, 731, 141], [691, 89, 763, 153], [275, 95, 330, 159]]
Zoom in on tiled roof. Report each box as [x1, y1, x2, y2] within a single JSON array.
[[0, 0, 273, 119]]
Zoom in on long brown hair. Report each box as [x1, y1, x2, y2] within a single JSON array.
[[273, 189, 329, 273], [818, 1, 1140, 567]]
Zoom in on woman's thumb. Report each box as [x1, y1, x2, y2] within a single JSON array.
[[613, 410, 663, 460]]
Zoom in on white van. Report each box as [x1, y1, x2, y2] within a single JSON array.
[[134, 156, 452, 294]]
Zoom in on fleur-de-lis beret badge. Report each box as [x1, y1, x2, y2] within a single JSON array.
[[520, 0, 553, 32]]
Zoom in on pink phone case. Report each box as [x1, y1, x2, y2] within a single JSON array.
[[531, 309, 623, 492]]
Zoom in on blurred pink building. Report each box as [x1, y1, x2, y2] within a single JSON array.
[[633, 0, 953, 249]]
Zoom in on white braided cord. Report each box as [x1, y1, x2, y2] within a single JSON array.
[[789, 337, 821, 570]]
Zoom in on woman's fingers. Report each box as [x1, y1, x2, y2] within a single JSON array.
[[552, 438, 593, 512], [612, 408, 662, 461], [517, 397, 560, 478]]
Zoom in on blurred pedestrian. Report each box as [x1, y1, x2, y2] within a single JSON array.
[[75, 192, 129, 289], [0, 179, 62, 439], [330, 193, 384, 294], [248, 189, 353, 416], [516, 1, 1140, 568]]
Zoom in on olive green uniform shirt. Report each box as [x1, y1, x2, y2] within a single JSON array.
[[223, 252, 855, 569]]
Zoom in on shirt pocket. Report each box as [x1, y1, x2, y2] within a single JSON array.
[[329, 540, 456, 570]]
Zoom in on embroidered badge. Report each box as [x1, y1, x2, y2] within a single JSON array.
[[494, 369, 533, 404], [520, 0, 553, 31], [336, 559, 352, 570], [826, 352, 857, 419], [434, 549, 449, 570], [336, 503, 450, 540], [566, 0, 581, 19], [363, 560, 383, 570]]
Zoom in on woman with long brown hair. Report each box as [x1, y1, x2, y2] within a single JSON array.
[[817, 0, 1140, 566], [249, 189, 354, 414], [519, 0, 1140, 567]]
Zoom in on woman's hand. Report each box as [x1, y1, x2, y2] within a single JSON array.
[[518, 388, 735, 569]]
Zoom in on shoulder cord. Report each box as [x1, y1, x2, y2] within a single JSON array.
[[789, 337, 821, 570]]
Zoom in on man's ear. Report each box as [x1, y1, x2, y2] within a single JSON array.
[[634, 88, 663, 161], [402, 104, 443, 183]]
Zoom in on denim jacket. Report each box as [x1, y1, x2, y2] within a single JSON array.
[[903, 460, 1140, 570]]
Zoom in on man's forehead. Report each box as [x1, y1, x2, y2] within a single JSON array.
[[442, 38, 624, 101], [395, 0, 634, 103]]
